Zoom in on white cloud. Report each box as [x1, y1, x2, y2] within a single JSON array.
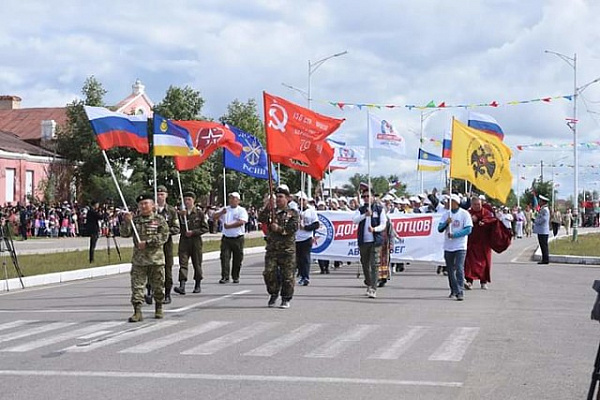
[[1, 0, 599, 199]]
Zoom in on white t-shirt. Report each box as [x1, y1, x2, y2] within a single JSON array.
[[219, 205, 248, 237], [296, 206, 318, 242], [442, 208, 473, 252]]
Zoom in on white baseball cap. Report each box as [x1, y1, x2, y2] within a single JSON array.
[[229, 192, 241, 199]]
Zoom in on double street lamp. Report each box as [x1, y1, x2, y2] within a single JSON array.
[[306, 50, 348, 198]]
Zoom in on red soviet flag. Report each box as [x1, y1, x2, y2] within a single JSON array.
[[263, 92, 344, 179], [173, 121, 243, 171]]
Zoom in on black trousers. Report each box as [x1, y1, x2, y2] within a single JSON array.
[[89, 233, 99, 262], [295, 238, 312, 280], [537, 234, 549, 263], [220, 236, 245, 280]]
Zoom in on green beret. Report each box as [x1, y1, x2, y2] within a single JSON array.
[[136, 193, 154, 203], [183, 191, 196, 199], [157, 185, 168, 193]]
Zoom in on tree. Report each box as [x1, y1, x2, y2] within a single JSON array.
[[339, 173, 408, 198], [519, 179, 553, 209], [153, 86, 212, 204]]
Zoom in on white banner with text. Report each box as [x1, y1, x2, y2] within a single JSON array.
[[311, 211, 445, 263]]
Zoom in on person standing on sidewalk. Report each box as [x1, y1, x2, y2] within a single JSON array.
[[258, 185, 299, 309], [174, 192, 209, 295], [438, 194, 473, 301], [295, 193, 319, 286], [86, 201, 102, 263], [353, 190, 388, 299], [145, 185, 180, 305], [214, 192, 248, 284], [121, 194, 169, 322], [551, 208, 562, 237], [533, 195, 551, 265], [563, 209, 573, 236]]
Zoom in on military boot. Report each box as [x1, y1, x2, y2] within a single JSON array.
[[193, 280, 201, 293], [128, 305, 143, 323], [173, 281, 186, 295], [164, 287, 172, 304], [155, 303, 164, 319]]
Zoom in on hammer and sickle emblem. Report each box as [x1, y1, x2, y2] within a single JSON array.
[[268, 103, 288, 132]]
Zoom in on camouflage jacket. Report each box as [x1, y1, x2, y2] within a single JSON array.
[[121, 212, 169, 266], [157, 204, 180, 238], [179, 207, 209, 239], [258, 205, 299, 254]]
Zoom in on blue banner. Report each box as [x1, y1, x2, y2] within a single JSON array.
[[224, 125, 277, 181]]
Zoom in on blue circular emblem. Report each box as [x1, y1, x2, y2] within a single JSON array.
[[312, 214, 334, 254]]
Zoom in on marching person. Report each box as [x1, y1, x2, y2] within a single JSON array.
[[465, 196, 496, 290], [144, 185, 180, 305], [353, 190, 388, 299], [533, 195, 550, 265], [438, 194, 473, 301], [174, 191, 209, 295], [258, 185, 299, 309], [121, 193, 169, 322], [213, 192, 248, 284], [296, 193, 319, 286]]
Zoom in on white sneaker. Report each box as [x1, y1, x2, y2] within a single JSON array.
[[365, 288, 371, 297], [481, 283, 488, 290], [368, 289, 377, 298]]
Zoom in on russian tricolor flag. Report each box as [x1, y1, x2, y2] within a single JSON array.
[[84, 106, 149, 153], [442, 130, 452, 159], [467, 112, 504, 140]]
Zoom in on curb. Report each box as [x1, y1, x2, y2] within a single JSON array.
[[1, 246, 266, 292], [533, 231, 600, 265]]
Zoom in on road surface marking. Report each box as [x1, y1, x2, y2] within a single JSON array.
[[0, 322, 76, 344], [168, 290, 252, 313], [120, 321, 231, 354], [369, 326, 428, 360], [2, 321, 125, 352], [0, 320, 36, 332], [62, 321, 180, 352], [0, 369, 463, 387], [428, 327, 480, 361], [182, 322, 277, 355], [244, 323, 324, 357], [305, 324, 378, 358]]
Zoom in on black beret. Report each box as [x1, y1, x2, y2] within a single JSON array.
[[157, 185, 168, 193], [136, 193, 154, 203], [183, 191, 196, 199]]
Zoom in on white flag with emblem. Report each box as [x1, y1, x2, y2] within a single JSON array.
[[368, 114, 406, 155], [329, 143, 365, 169]]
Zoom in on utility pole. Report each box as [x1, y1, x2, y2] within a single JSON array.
[[540, 160, 544, 182]]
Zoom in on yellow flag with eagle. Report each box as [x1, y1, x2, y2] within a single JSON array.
[[450, 119, 513, 203]]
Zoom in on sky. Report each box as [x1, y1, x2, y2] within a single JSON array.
[[2, 0, 600, 200]]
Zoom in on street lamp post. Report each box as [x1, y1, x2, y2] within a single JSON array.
[[306, 50, 348, 198], [545, 50, 578, 240]]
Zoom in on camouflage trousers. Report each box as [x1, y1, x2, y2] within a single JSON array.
[[131, 264, 165, 306], [263, 251, 295, 301]]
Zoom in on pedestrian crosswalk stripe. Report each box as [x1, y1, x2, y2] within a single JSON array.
[[244, 323, 324, 357], [182, 322, 278, 355], [120, 321, 232, 354], [62, 321, 180, 353], [2, 321, 125, 352], [428, 327, 480, 362], [0, 322, 76, 344], [305, 324, 379, 358], [0, 320, 36, 333], [369, 326, 429, 360]]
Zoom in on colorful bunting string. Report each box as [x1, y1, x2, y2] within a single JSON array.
[[323, 95, 572, 111], [516, 141, 600, 151]]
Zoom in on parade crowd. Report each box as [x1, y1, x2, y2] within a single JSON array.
[[112, 182, 569, 322]]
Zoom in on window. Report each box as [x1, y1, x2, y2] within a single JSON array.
[[26, 170, 34, 198], [5, 168, 15, 203]]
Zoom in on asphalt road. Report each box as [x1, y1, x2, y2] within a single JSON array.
[[0, 233, 598, 399]]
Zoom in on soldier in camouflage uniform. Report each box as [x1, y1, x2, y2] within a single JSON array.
[[174, 191, 209, 295], [144, 185, 180, 305], [121, 193, 169, 322], [258, 185, 299, 309]]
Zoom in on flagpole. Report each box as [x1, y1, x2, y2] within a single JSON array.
[[101, 150, 140, 242], [367, 110, 372, 209], [153, 156, 158, 203], [328, 167, 333, 200], [176, 170, 189, 231], [516, 152, 521, 208], [223, 166, 227, 206]]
